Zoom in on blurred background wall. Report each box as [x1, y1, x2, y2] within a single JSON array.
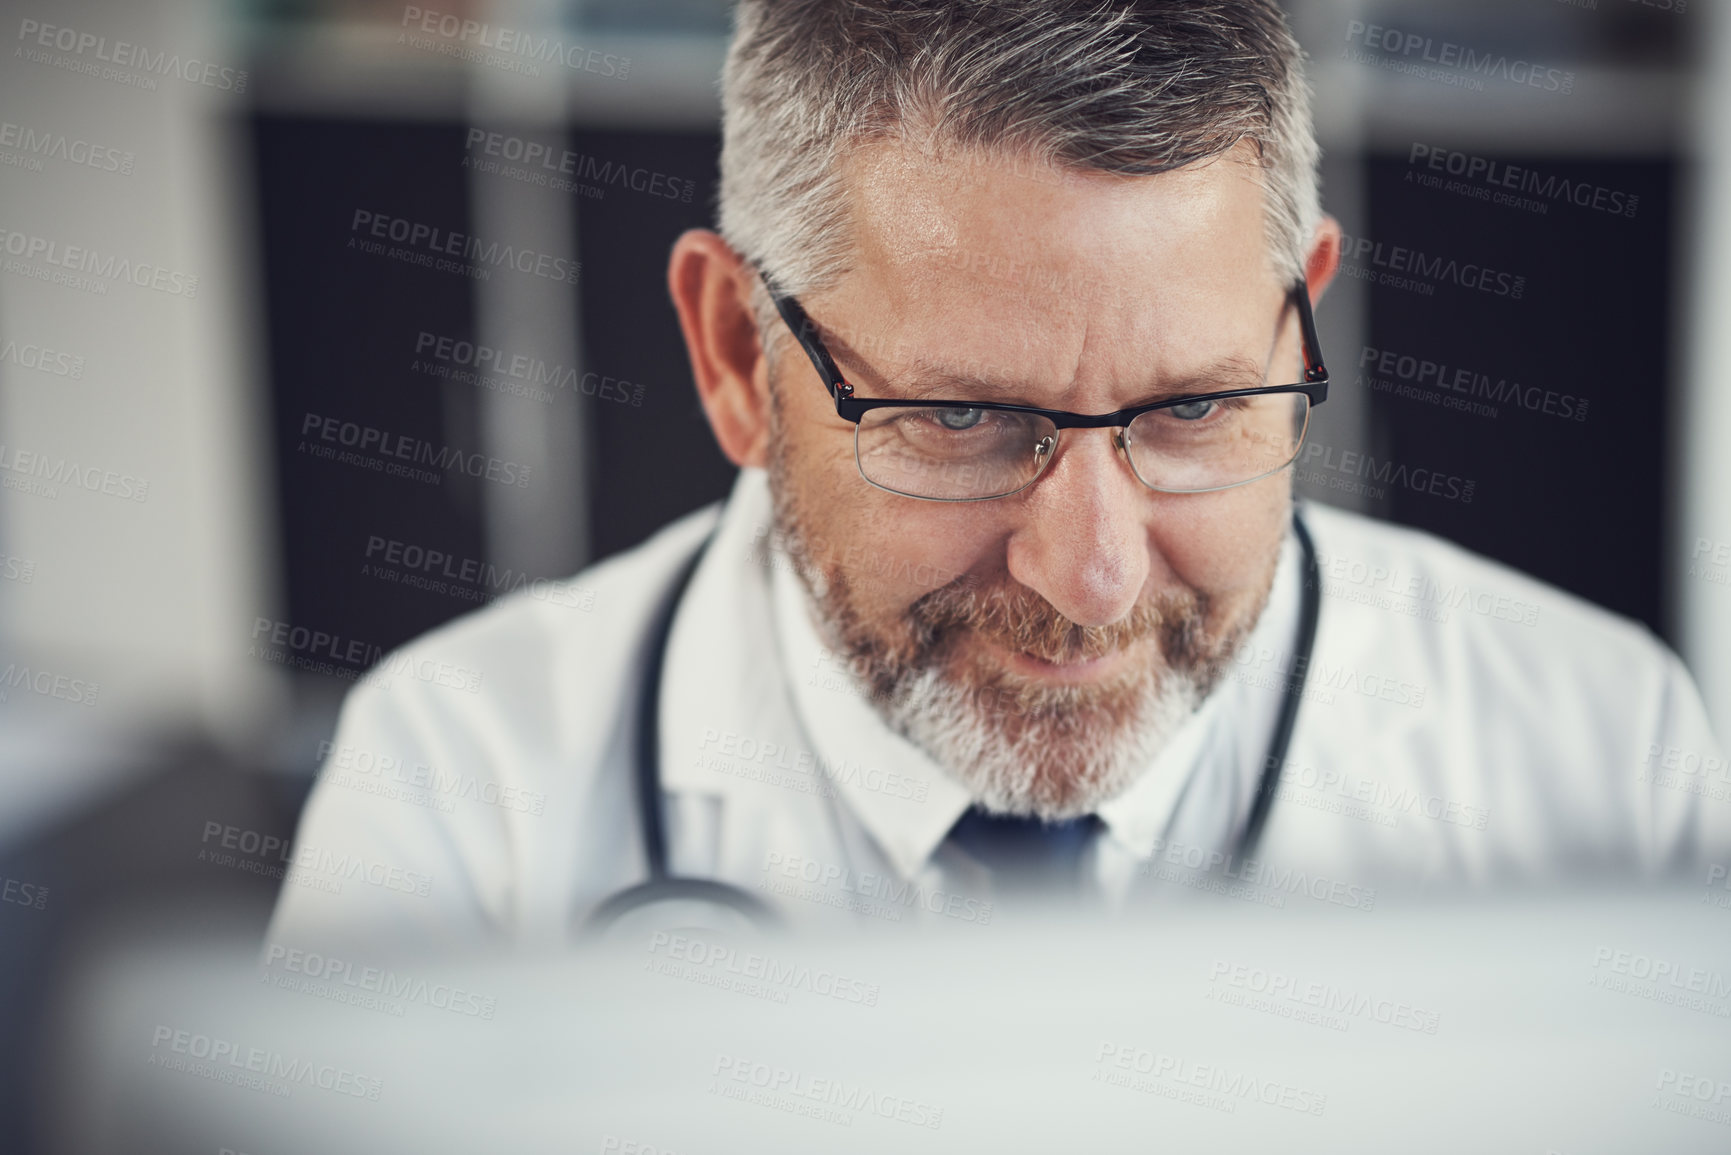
[[0, 0, 1727, 1149]]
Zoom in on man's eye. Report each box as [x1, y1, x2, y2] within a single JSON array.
[[934, 408, 987, 431], [1168, 400, 1217, 422]]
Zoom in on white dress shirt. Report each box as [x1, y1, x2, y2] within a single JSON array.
[[266, 468, 1730, 950]]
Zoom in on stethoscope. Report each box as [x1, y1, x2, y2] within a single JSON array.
[[580, 509, 1322, 937]]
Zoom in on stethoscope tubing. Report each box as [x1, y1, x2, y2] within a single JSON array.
[[581, 508, 1321, 937]]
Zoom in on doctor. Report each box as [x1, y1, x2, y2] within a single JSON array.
[[269, 0, 1726, 949]]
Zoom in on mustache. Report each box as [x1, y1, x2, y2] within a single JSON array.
[[905, 575, 1210, 666]]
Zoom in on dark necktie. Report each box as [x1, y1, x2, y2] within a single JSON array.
[[944, 806, 1103, 891]]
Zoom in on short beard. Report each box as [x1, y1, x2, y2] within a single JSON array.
[[764, 377, 1275, 821]]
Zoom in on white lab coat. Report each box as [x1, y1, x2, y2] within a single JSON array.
[[266, 469, 1728, 951]]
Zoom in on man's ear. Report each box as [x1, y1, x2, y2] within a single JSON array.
[[667, 229, 772, 469], [1304, 215, 1343, 305]]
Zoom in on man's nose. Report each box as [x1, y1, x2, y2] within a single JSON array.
[[1004, 429, 1152, 628]]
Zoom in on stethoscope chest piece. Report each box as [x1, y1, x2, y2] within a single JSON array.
[[581, 876, 785, 945]]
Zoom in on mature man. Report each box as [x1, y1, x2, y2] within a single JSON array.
[[269, 0, 1724, 948]]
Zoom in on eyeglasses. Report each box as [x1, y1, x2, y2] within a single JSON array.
[[763, 274, 1330, 502]]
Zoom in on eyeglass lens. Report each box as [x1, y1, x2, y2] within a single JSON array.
[[854, 393, 1311, 500]]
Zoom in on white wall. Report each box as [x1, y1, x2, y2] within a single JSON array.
[[1676, 0, 1731, 742], [0, 0, 283, 756]]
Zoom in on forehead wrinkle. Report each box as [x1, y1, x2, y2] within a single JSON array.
[[808, 256, 1287, 405], [824, 322, 1274, 406]]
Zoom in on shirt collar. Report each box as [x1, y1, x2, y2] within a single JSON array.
[[770, 545, 974, 881], [658, 470, 800, 806], [1094, 528, 1302, 857]]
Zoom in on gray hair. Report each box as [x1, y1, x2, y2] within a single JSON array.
[[718, 0, 1321, 339]]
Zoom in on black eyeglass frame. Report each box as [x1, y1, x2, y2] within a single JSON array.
[[762, 273, 1329, 499], [768, 274, 1328, 422]]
